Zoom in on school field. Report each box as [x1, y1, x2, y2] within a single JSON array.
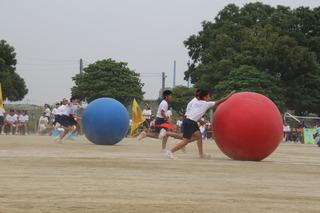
[[0, 136, 319, 213]]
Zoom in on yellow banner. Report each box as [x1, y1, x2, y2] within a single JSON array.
[[130, 99, 144, 136], [0, 83, 3, 109]]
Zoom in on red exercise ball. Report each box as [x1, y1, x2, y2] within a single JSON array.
[[213, 92, 283, 161]]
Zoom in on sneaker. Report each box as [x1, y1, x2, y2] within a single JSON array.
[[137, 131, 147, 141], [158, 128, 167, 140], [165, 150, 177, 160]]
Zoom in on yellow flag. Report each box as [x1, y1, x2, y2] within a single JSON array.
[[130, 99, 145, 136], [0, 83, 3, 109]]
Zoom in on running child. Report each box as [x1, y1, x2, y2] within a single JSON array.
[[161, 89, 201, 150], [137, 90, 173, 140], [166, 90, 235, 159], [55, 96, 80, 142]]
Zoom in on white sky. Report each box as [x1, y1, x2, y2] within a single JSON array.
[[0, 0, 319, 104]]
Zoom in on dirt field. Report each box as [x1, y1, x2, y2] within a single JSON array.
[[0, 136, 319, 213]]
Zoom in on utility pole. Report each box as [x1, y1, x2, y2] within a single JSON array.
[[80, 58, 83, 74], [173, 60, 176, 88], [162, 72, 167, 91]]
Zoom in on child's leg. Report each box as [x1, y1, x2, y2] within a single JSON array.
[[25, 123, 28, 135], [10, 124, 15, 135], [170, 134, 198, 154], [194, 131, 211, 158], [59, 126, 70, 140], [171, 138, 191, 153], [162, 132, 183, 150], [137, 127, 159, 140], [194, 131, 204, 156], [145, 132, 159, 138]]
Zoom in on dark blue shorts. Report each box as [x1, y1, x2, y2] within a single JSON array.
[[59, 115, 77, 127], [182, 119, 199, 140]]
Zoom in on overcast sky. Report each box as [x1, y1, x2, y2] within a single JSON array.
[[0, 0, 319, 104]]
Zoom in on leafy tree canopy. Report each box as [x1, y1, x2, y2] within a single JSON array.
[[0, 40, 28, 101], [72, 58, 144, 106], [171, 86, 195, 116], [214, 65, 285, 111], [184, 2, 320, 114]]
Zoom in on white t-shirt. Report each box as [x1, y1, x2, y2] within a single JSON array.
[[17, 114, 23, 122], [200, 125, 206, 134], [68, 104, 79, 115], [39, 116, 48, 124], [0, 108, 5, 116], [39, 116, 48, 131], [283, 125, 291, 132], [52, 108, 59, 115], [44, 108, 51, 117], [176, 120, 183, 127], [186, 100, 216, 122], [142, 109, 152, 120], [57, 105, 69, 116], [19, 115, 29, 122], [185, 97, 197, 115], [5, 114, 17, 123], [156, 100, 168, 118], [166, 110, 172, 117]]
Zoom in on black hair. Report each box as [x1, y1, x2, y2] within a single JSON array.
[[162, 90, 172, 99], [198, 90, 210, 100], [70, 96, 81, 102], [195, 89, 201, 97]]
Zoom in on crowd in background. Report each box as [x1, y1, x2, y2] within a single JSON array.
[[283, 122, 320, 146], [0, 98, 83, 137], [0, 108, 29, 135]]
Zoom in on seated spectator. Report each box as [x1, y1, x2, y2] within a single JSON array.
[[38, 113, 52, 135], [283, 123, 291, 142], [15, 110, 22, 135], [44, 104, 51, 123], [0, 107, 5, 135], [18, 110, 29, 135], [4, 109, 17, 135]]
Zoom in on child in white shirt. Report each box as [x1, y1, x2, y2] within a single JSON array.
[[166, 90, 235, 159]]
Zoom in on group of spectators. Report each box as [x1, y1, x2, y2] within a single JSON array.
[[0, 108, 29, 135]]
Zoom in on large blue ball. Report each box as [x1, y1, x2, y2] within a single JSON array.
[[82, 98, 129, 145]]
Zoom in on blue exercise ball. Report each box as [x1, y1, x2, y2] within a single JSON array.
[[82, 98, 129, 145]]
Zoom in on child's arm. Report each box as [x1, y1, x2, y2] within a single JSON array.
[[216, 91, 236, 106]]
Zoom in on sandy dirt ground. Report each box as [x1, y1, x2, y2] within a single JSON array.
[[0, 135, 319, 213]]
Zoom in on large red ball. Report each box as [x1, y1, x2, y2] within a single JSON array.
[[213, 92, 283, 161]]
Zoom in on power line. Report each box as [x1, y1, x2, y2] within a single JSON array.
[[19, 56, 78, 62]]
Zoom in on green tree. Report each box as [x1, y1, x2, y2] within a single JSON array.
[[171, 86, 195, 116], [0, 40, 28, 101], [214, 65, 285, 110], [72, 58, 144, 106], [184, 2, 320, 114]]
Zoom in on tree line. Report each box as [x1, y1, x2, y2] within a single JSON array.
[[1, 2, 320, 115]]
